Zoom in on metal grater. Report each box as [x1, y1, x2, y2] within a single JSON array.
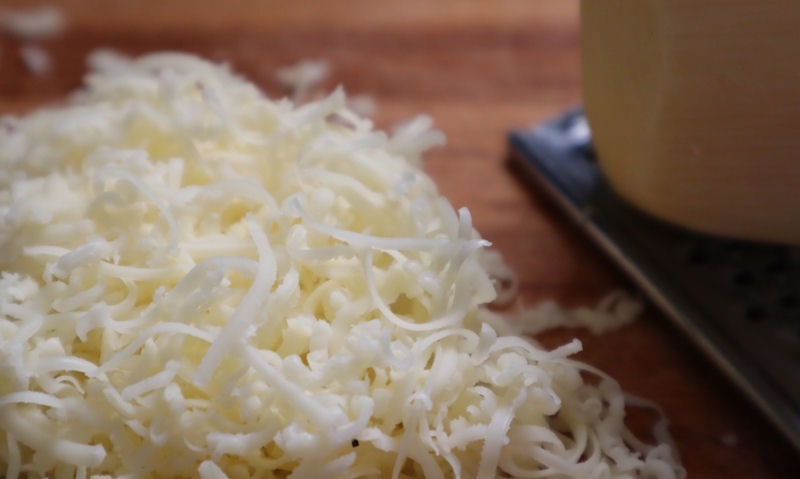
[[507, 109, 800, 452]]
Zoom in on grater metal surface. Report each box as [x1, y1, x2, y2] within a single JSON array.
[[508, 109, 800, 452]]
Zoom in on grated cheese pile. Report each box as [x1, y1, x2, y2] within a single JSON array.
[[0, 51, 685, 479]]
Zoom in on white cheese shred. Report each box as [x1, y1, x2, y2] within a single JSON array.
[[275, 59, 330, 103], [513, 290, 645, 336], [0, 51, 685, 479], [19, 44, 52, 76], [0, 6, 64, 41]]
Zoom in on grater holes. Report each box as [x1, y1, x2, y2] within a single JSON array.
[[779, 294, 798, 311], [686, 244, 709, 266], [765, 257, 790, 275], [732, 269, 756, 287], [745, 305, 768, 323]]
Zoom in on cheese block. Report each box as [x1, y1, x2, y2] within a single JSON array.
[[581, 0, 800, 244]]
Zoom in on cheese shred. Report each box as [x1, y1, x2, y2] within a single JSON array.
[[0, 51, 684, 479]]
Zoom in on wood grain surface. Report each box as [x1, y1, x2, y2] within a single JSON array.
[[1, 0, 798, 477]]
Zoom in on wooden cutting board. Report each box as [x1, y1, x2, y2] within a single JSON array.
[[1, 0, 798, 476]]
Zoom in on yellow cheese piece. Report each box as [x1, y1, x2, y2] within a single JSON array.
[[581, 0, 800, 244]]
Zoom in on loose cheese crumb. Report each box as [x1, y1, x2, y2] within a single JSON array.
[[275, 59, 331, 102], [0, 6, 64, 41], [0, 51, 684, 479], [19, 44, 52, 76]]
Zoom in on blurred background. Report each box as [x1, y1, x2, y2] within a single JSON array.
[[0, 1, 798, 476]]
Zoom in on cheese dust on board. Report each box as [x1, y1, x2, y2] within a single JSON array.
[[0, 51, 685, 479]]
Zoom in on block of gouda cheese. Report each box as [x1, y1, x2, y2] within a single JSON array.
[[581, 0, 800, 244]]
